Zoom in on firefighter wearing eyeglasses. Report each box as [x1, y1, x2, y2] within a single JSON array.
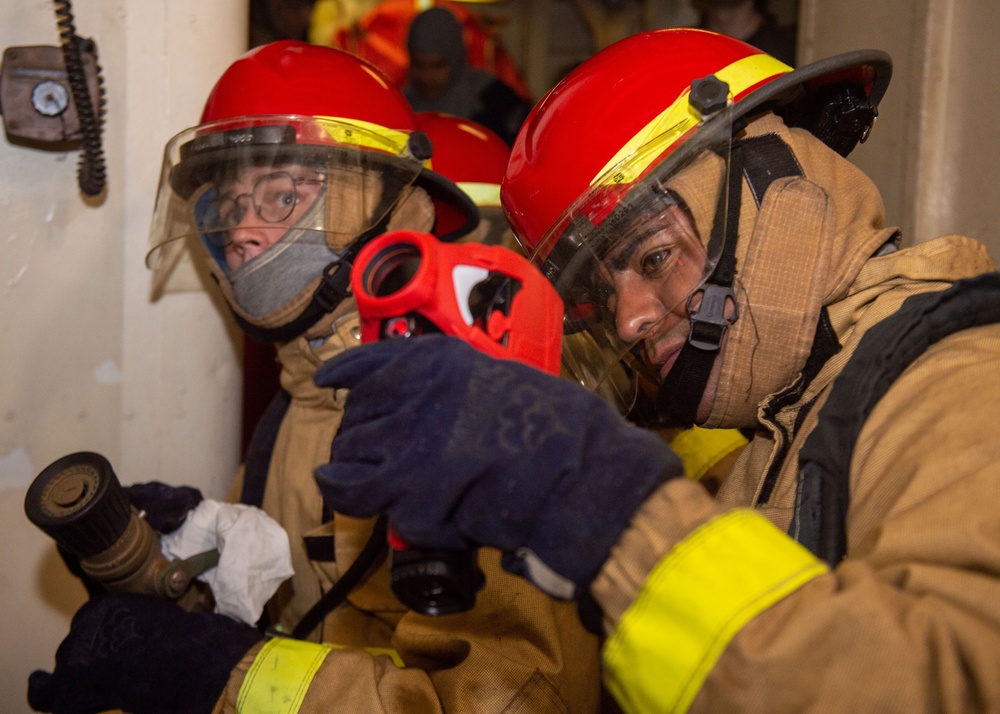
[[28, 41, 602, 714]]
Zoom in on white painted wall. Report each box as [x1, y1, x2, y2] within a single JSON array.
[[0, 0, 246, 709], [800, 0, 1000, 263]]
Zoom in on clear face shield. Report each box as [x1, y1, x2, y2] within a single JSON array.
[[529, 96, 734, 422], [146, 116, 425, 318]]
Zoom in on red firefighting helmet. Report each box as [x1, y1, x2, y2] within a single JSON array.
[[201, 39, 417, 127], [501, 29, 890, 418], [416, 112, 514, 246], [416, 112, 509, 209], [168, 40, 477, 243]]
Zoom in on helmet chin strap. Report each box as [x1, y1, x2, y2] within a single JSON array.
[[655, 142, 744, 427]]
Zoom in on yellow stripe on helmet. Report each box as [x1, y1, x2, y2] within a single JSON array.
[[591, 53, 793, 187], [315, 116, 414, 158], [603, 509, 827, 714]]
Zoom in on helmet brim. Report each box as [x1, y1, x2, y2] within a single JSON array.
[[736, 49, 893, 155], [412, 167, 480, 242]]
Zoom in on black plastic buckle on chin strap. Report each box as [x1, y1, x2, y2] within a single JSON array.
[[653, 282, 736, 427], [686, 283, 738, 351], [313, 258, 353, 313]]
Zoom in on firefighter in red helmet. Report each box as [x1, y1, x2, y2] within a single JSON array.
[[150, 40, 479, 344], [28, 42, 601, 714], [309, 28, 1000, 713]]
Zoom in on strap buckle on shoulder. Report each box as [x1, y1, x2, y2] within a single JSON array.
[[686, 283, 738, 352], [313, 259, 353, 313]]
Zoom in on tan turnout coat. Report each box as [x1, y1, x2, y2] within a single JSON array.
[[593, 113, 1000, 711], [215, 308, 602, 713]]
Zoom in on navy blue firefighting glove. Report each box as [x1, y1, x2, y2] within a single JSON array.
[[124, 481, 204, 533], [313, 335, 683, 599], [28, 592, 261, 714]]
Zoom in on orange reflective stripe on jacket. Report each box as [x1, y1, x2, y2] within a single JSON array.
[[238, 638, 405, 713], [602, 510, 828, 714]]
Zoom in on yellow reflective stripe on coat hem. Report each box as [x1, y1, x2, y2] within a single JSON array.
[[603, 509, 828, 714], [237, 638, 406, 713], [668, 426, 748, 481]]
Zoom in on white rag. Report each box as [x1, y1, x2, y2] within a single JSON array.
[[160, 499, 294, 625]]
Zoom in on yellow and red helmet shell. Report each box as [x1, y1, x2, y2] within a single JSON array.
[[502, 28, 890, 257], [173, 41, 421, 197]]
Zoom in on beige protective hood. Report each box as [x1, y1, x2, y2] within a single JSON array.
[[671, 112, 898, 429]]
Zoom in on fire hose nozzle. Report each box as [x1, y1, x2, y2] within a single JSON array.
[[25, 451, 216, 611]]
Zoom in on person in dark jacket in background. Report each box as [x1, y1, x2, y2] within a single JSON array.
[[696, 0, 797, 66], [403, 6, 532, 146]]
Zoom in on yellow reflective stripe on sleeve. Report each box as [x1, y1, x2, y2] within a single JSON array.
[[603, 509, 828, 714], [238, 638, 332, 714], [237, 639, 405, 713]]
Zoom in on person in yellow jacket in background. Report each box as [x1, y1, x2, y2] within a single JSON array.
[[308, 29, 1000, 713], [28, 42, 602, 714]]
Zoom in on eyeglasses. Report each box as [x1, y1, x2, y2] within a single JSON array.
[[198, 171, 325, 246]]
